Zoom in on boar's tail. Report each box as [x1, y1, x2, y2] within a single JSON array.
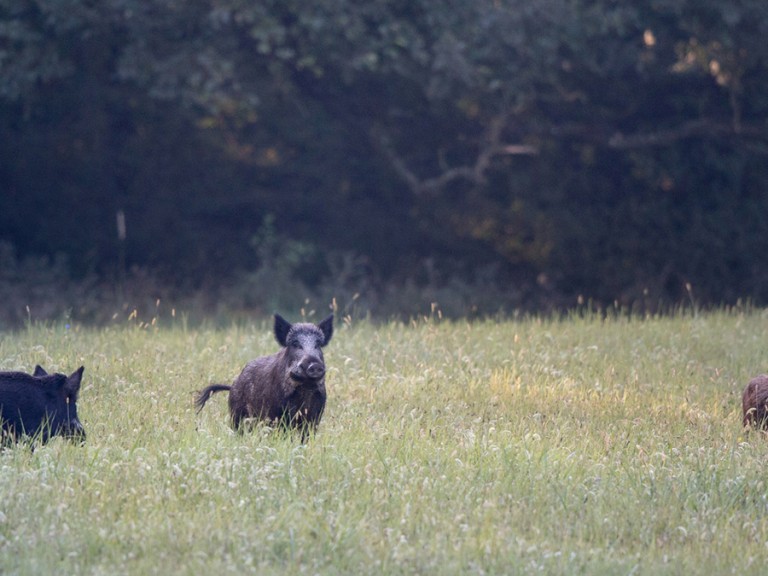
[[195, 384, 232, 413]]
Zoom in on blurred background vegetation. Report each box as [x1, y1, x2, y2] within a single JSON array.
[[1, 0, 767, 326]]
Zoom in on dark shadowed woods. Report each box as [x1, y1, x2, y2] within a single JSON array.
[[1, 1, 767, 326]]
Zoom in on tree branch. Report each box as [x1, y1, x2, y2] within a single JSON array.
[[372, 113, 538, 196], [608, 120, 768, 150], [375, 115, 768, 196]]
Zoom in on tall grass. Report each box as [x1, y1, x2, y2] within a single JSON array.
[[1, 309, 768, 574]]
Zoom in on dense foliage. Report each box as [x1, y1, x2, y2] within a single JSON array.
[[1, 0, 767, 320]]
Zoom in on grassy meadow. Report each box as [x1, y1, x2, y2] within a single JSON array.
[[1, 308, 768, 574]]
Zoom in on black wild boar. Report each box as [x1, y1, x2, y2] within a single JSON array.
[[0, 366, 86, 444], [743, 374, 768, 429], [196, 313, 333, 438]]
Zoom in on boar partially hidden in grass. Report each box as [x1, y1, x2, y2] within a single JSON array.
[[0, 365, 86, 444], [196, 313, 333, 439], [743, 374, 768, 429]]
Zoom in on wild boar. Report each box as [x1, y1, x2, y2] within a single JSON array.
[[196, 313, 333, 439], [743, 374, 768, 429], [0, 366, 86, 444]]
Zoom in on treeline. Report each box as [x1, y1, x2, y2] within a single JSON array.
[[1, 0, 768, 324]]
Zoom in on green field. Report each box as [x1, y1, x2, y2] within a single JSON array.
[[1, 309, 768, 575]]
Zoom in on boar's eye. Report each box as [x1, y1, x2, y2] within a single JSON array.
[[289, 339, 301, 349]]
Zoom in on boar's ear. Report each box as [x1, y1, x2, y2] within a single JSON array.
[[33, 365, 47, 376], [65, 366, 85, 399], [274, 314, 292, 347], [318, 314, 334, 347]]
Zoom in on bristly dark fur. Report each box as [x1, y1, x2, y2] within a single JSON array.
[[743, 374, 768, 429], [195, 313, 334, 440], [0, 366, 86, 444]]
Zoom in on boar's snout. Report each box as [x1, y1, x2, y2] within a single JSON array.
[[292, 356, 326, 381], [304, 359, 325, 380], [64, 417, 86, 442]]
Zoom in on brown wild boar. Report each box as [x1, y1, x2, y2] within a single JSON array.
[[196, 313, 333, 439], [743, 374, 768, 429]]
